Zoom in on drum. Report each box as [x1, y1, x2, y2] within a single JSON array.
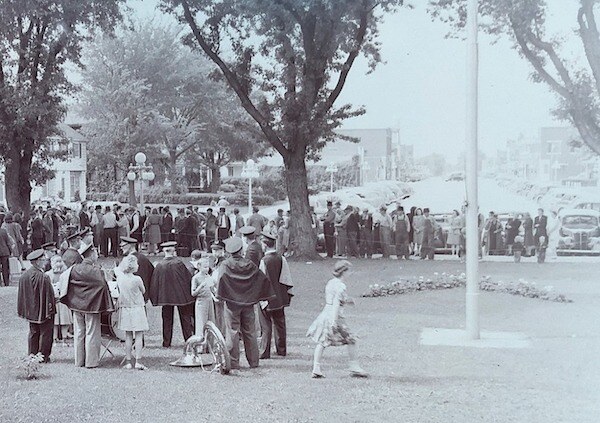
[[100, 309, 126, 341], [100, 280, 126, 341]]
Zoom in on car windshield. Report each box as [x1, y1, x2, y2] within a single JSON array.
[[562, 215, 598, 229]]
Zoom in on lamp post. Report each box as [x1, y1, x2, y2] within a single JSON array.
[[241, 159, 260, 213], [127, 152, 155, 211], [326, 164, 338, 193]]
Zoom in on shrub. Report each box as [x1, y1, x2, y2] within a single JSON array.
[[219, 183, 236, 193]]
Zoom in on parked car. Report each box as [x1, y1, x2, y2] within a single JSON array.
[[445, 172, 465, 182], [430, 213, 452, 253], [556, 209, 600, 256]]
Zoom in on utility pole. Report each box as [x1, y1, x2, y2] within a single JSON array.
[[465, 0, 480, 340]]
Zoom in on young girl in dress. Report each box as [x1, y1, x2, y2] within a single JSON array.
[[191, 256, 215, 337], [45, 255, 73, 342], [115, 255, 149, 370], [306, 260, 367, 379]]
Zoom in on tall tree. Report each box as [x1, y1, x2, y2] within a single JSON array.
[[78, 22, 260, 194], [430, 0, 600, 155], [160, 0, 408, 258], [0, 0, 125, 215]]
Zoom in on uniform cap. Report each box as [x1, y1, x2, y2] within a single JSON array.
[[27, 249, 45, 261], [240, 226, 256, 236], [66, 232, 82, 241], [261, 231, 277, 241], [160, 241, 178, 248], [41, 242, 58, 251], [224, 237, 243, 254], [80, 243, 95, 257], [210, 241, 225, 250], [120, 236, 138, 246]]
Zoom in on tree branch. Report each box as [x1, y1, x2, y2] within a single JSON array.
[[180, 0, 289, 159], [578, 0, 600, 92], [317, 3, 370, 119]]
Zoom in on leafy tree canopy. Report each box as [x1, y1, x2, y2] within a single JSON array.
[[430, 0, 600, 155]]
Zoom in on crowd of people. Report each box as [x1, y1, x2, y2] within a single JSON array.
[[319, 201, 552, 263], [15, 220, 367, 378]]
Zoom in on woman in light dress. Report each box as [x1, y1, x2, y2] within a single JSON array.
[[447, 210, 463, 256], [115, 255, 149, 370], [45, 256, 73, 341], [191, 257, 216, 337], [411, 208, 425, 256], [306, 260, 367, 379]]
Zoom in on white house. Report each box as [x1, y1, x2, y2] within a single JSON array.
[[0, 123, 88, 206]]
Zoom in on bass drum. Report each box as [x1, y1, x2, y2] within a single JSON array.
[[100, 310, 126, 341]]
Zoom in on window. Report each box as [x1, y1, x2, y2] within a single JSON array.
[[70, 171, 81, 201], [70, 142, 83, 158]]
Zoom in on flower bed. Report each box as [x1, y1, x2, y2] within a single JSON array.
[[362, 272, 572, 303]]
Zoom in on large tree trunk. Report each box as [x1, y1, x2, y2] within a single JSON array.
[[168, 150, 179, 194], [5, 144, 33, 223], [209, 166, 221, 193], [283, 150, 318, 259]]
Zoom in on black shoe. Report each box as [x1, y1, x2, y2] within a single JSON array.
[[42, 356, 51, 363], [162, 342, 171, 348]]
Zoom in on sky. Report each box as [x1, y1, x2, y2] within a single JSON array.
[[125, 0, 582, 162]]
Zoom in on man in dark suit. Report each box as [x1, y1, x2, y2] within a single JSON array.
[[79, 203, 90, 230], [320, 201, 336, 258], [0, 225, 14, 286], [216, 207, 231, 242], [534, 208, 548, 247], [160, 206, 174, 243], [241, 226, 263, 266], [120, 237, 154, 302]]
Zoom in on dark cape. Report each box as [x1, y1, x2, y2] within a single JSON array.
[[217, 256, 274, 306], [133, 252, 154, 302], [63, 259, 114, 313], [62, 247, 83, 268], [17, 267, 56, 323], [245, 240, 264, 267], [149, 256, 195, 306]]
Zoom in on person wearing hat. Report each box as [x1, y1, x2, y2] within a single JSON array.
[[345, 206, 360, 258], [306, 260, 367, 378], [320, 201, 336, 258], [30, 208, 46, 250], [90, 205, 104, 251], [62, 232, 84, 268], [240, 226, 263, 267], [374, 205, 392, 258], [79, 202, 91, 231], [61, 244, 114, 368], [119, 237, 154, 302], [216, 207, 231, 242], [393, 206, 411, 260], [216, 237, 274, 371], [149, 241, 195, 347], [258, 231, 293, 359], [78, 227, 94, 252], [2, 212, 25, 271], [17, 249, 55, 362], [359, 209, 373, 259], [420, 208, 437, 260]]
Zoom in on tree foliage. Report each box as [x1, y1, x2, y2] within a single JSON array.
[[430, 0, 600, 155], [160, 0, 409, 257], [0, 0, 125, 213], [78, 21, 261, 194]]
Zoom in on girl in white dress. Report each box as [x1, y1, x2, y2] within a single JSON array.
[[306, 260, 367, 378], [191, 257, 215, 337], [45, 256, 73, 341], [115, 255, 149, 370]]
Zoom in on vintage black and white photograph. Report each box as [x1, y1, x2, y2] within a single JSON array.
[[0, 0, 598, 422]]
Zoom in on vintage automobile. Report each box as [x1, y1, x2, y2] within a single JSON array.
[[430, 213, 452, 254], [556, 209, 600, 256]]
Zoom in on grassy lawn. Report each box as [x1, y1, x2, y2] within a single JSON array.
[[0, 257, 598, 422]]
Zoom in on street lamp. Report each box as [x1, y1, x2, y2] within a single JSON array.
[[241, 159, 260, 212], [326, 163, 338, 193], [361, 160, 371, 186], [127, 152, 155, 211]]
